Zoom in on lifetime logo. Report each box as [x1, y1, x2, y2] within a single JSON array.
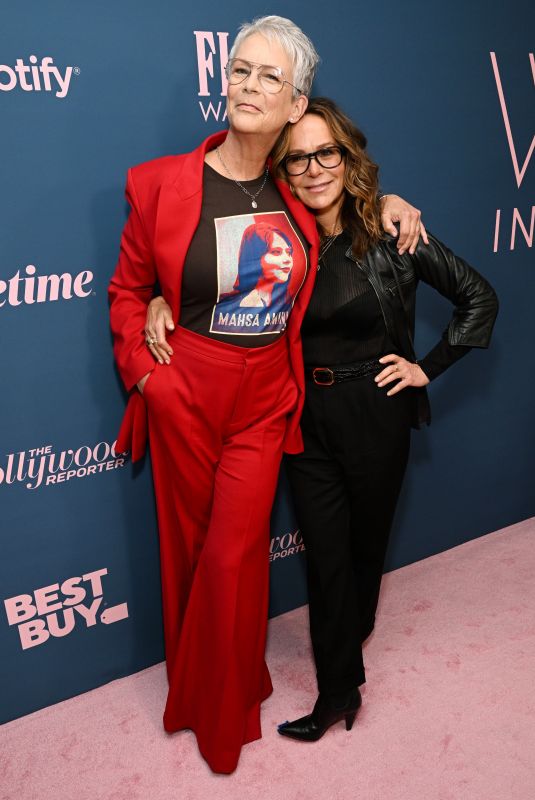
[[0, 265, 93, 308], [4, 569, 129, 650], [0, 56, 77, 99]]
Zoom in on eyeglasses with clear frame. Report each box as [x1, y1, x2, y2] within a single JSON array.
[[225, 58, 303, 95], [283, 146, 345, 176]]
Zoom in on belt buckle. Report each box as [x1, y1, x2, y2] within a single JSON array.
[[312, 367, 335, 386]]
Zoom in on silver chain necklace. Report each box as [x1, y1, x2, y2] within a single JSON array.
[[215, 146, 269, 209], [318, 224, 343, 270]]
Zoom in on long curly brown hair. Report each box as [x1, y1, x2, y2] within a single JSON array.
[[272, 97, 383, 259]]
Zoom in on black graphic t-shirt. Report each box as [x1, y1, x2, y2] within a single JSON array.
[[179, 164, 308, 347]]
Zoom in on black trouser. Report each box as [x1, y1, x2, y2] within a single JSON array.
[[285, 371, 412, 694]]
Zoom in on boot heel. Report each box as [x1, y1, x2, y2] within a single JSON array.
[[345, 711, 357, 731]]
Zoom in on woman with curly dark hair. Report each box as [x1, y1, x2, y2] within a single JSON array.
[[271, 97, 497, 741]]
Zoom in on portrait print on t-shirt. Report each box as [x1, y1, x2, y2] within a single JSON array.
[[210, 211, 307, 335]]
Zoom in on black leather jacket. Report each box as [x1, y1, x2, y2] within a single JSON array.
[[345, 230, 499, 427]]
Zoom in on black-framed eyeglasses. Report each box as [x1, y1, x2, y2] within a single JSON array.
[[283, 146, 345, 176], [225, 58, 302, 95]]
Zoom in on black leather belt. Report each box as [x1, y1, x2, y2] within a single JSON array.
[[307, 358, 383, 386]]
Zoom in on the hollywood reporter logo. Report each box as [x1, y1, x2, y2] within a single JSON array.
[[194, 31, 229, 122], [269, 528, 305, 563], [0, 56, 79, 98], [0, 440, 127, 490], [491, 52, 534, 252], [4, 569, 129, 650]]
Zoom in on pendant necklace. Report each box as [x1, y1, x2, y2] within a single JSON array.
[[318, 221, 343, 270], [216, 146, 269, 209]]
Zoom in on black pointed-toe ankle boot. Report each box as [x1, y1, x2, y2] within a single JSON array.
[[277, 687, 362, 742]]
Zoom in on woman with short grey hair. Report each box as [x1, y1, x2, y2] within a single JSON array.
[[229, 15, 320, 97], [112, 15, 422, 773]]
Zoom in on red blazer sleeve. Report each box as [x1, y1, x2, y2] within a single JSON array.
[[108, 168, 159, 392]]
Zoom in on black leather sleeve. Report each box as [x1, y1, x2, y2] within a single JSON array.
[[391, 231, 499, 348]]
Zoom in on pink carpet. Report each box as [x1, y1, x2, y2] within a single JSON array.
[[2, 518, 535, 800]]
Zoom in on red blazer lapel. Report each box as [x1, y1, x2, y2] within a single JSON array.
[[153, 130, 228, 324], [274, 176, 319, 336]]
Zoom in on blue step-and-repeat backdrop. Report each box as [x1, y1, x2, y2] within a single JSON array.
[[1, 0, 534, 723]]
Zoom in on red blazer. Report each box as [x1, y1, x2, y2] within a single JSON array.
[[109, 130, 320, 461]]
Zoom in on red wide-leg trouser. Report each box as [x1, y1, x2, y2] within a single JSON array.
[[143, 326, 298, 774]]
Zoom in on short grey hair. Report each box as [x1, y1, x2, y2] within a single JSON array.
[[229, 15, 320, 97]]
